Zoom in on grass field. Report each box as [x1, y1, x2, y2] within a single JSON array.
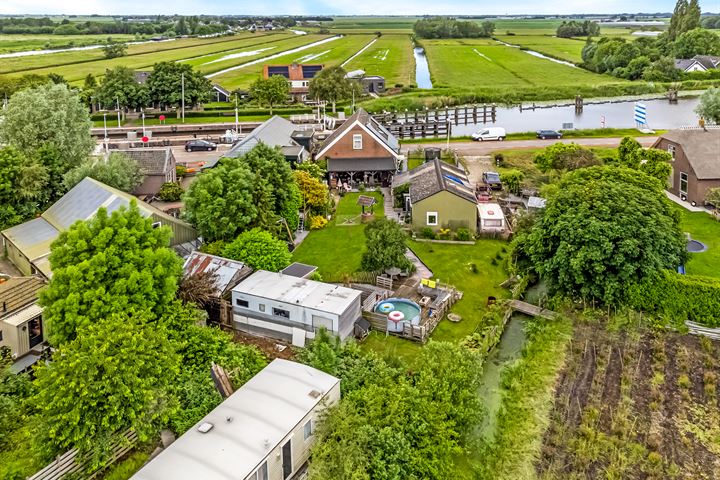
[[0, 33, 139, 54], [212, 34, 375, 90], [676, 208, 720, 278], [495, 35, 587, 63], [423, 38, 620, 89], [322, 16, 419, 33], [343, 34, 415, 87]]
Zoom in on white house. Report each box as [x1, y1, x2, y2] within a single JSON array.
[[477, 203, 507, 232], [131, 359, 341, 480], [231, 271, 362, 346]]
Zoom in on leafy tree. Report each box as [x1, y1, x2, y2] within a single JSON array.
[[500, 169, 524, 194], [695, 87, 720, 123], [62, 152, 144, 192], [158, 182, 184, 201], [280, 182, 302, 232], [95, 66, 148, 110], [361, 218, 412, 272], [706, 187, 720, 211], [146, 62, 211, 109], [296, 161, 326, 181], [674, 28, 720, 58], [308, 66, 352, 113], [0, 351, 32, 450], [623, 56, 651, 80], [643, 56, 682, 81], [294, 170, 328, 216], [513, 166, 687, 305], [668, 0, 690, 41], [683, 0, 702, 33], [40, 203, 182, 345], [0, 83, 94, 167], [556, 20, 600, 38], [175, 17, 189, 36], [414, 17, 494, 39], [240, 143, 294, 220], [102, 42, 127, 59], [222, 228, 291, 271], [250, 75, 289, 114], [534, 142, 600, 172], [615, 136, 672, 183], [184, 158, 271, 241], [32, 314, 180, 466], [0, 146, 50, 230], [80, 73, 97, 107]]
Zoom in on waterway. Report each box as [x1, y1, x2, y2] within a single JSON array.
[[0, 38, 176, 59], [496, 40, 578, 68], [413, 47, 433, 89]]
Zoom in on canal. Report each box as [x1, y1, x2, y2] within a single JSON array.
[[413, 46, 433, 89]]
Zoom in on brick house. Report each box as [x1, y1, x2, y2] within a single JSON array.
[[315, 108, 402, 188], [263, 64, 323, 102], [652, 129, 720, 206], [120, 148, 177, 198]]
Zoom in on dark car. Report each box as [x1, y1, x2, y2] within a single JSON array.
[[482, 171, 502, 190], [185, 139, 217, 152], [536, 130, 562, 140]]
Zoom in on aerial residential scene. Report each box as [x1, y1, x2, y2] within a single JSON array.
[[1, 0, 720, 478]]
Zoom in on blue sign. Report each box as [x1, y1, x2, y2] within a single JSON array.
[[634, 102, 647, 125]]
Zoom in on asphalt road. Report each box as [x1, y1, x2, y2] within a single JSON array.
[[401, 136, 659, 156]]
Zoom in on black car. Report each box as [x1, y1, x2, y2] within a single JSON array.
[[185, 139, 218, 152], [482, 171, 502, 190], [536, 130, 563, 140]]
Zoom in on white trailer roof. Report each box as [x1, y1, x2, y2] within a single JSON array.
[[477, 203, 505, 220]]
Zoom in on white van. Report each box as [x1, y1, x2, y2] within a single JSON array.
[[471, 127, 506, 141]]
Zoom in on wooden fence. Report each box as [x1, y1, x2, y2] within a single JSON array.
[[372, 105, 497, 140], [29, 429, 138, 480], [686, 321, 720, 340]]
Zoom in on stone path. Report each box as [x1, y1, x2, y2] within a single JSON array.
[[405, 249, 433, 279], [381, 187, 402, 223]]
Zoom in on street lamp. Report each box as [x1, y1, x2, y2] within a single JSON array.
[[116, 97, 121, 127], [102, 111, 108, 151]]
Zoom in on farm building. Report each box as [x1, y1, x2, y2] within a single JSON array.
[[222, 116, 310, 165], [0, 276, 47, 372], [211, 83, 232, 102], [674, 55, 720, 72], [345, 70, 386, 94], [316, 108, 402, 188], [1, 178, 198, 278], [182, 252, 253, 324], [263, 63, 324, 101], [131, 359, 340, 480], [477, 203, 507, 232], [118, 148, 177, 198], [653, 128, 720, 206], [406, 158, 478, 233], [231, 270, 363, 346]]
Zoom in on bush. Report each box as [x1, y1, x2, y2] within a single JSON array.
[[200, 240, 226, 256], [437, 228, 451, 240], [158, 182, 184, 202], [455, 227, 472, 241], [420, 227, 436, 239], [309, 215, 328, 230], [494, 152, 505, 167], [176, 165, 187, 178]]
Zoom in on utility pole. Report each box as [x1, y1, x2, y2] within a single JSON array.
[[116, 97, 121, 127], [181, 72, 185, 124], [103, 112, 108, 151], [142, 110, 146, 136], [234, 92, 239, 135]]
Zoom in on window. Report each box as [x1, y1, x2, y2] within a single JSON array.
[[303, 419, 313, 440], [152, 221, 162, 229], [235, 298, 249, 308], [273, 307, 290, 319], [259, 304, 265, 312], [426, 212, 438, 226], [248, 462, 268, 480], [0, 329, 3, 342], [680, 172, 689, 196], [667, 144, 676, 159], [485, 219, 503, 227], [352, 134, 363, 150]]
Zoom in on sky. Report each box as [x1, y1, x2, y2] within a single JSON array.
[[0, 0, 718, 16]]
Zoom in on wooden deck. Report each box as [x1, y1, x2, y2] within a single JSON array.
[[508, 299, 558, 320]]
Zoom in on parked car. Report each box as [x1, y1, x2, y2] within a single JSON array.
[[185, 139, 217, 152], [482, 171, 502, 190], [471, 127, 506, 141], [536, 130, 562, 139]]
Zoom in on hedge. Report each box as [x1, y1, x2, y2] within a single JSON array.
[[628, 270, 720, 327]]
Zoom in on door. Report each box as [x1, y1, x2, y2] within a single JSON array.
[[281, 439, 292, 479], [28, 316, 43, 349]]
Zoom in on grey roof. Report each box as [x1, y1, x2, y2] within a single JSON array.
[[0, 276, 46, 319], [409, 158, 477, 204], [655, 129, 720, 180], [280, 262, 318, 278], [131, 359, 340, 480], [317, 108, 400, 158], [694, 55, 720, 70], [675, 58, 702, 71], [327, 157, 396, 172], [182, 251, 252, 297], [119, 148, 174, 175], [233, 270, 362, 315], [212, 83, 231, 96], [224, 116, 306, 158]]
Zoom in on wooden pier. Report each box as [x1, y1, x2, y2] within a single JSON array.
[[372, 104, 497, 139], [508, 299, 558, 320]]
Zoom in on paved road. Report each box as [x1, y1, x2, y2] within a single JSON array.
[[401, 136, 658, 156]]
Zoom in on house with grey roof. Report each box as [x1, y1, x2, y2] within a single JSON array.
[[131, 359, 340, 480], [674, 55, 720, 72], [652, 128, 720, 206], [404, 158, 478, 233], [0, 276, 47, 371], [222, 116, 309, 166], [118, 148, 177, 198], [1, 178, 198, 278], [315, 108, 402, 188]]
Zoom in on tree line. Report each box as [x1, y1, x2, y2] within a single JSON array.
[[414, 17, 495, 39], [556, 20, 600, 38]]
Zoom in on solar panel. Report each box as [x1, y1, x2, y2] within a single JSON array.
[[267, 66, 290, 78], [302, 65, 323, 78]]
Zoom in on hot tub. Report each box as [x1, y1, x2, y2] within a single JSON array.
[[375, 298, 422, 333]]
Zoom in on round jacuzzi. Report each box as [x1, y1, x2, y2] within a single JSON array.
[[375, 298, 422, 333], [687, 239, 708, 253]]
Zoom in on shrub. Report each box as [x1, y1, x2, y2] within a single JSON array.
[[222, 228, 291, 272], [200, 240, 226, 256], [494, 152, 505, 167], [309, 215, 328, 230], [176, 165, 187, 177], [455, 227, 472, 241], [158, 182, 184, 202], [420, 227, 436, 239], [438, 228, 451, 240]]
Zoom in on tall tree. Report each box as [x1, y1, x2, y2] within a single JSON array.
[[222, 228, 291, 271], [361, 218, 413, 272], [250, 75, 289, 114], [294, 170, 328, 217], [40, 203, 182, 345], [668, 0, 689, 41], [683, 0, 702, 33], [32, 314, 179, 467], [0, 83, 94, 167], [101, 42, 128, 59], [0, 147, 50, 230], [308, 66, 351, 113], [695, 87, 720, 124], [674, 28, 720, 58], [95, 66, 148, 110], [62, 152, 144, 192], [146, 62, 211, 109]]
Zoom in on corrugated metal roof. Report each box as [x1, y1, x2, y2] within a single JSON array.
[[131, 359, 339, 480], [0, 277, 45, 319], [4, 303, 43, 327], [182, 251, 250, 296], [225, 116, 306, 159], [2, 218, 58, 261]]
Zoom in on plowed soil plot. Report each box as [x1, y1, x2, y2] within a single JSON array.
[[537, 322, 720, 479]]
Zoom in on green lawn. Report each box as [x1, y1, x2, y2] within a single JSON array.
[[291, 191, 384, 278], [495, 35, 586, 63], [212, 34, 375, 90], [343, 34, 415, 87], [0, 33, 138, 54], [423, 38, 620, 89], [675, 207, 720, 278]]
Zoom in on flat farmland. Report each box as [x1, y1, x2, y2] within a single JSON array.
[[323, 16, 418, 33], [211, 34, 375, 91], [423, 38, 619, 89], [495, 35, 586, 63], [343, 34, 415, 86], [0, 33, 138, 54], [5, 33, 312, 83]]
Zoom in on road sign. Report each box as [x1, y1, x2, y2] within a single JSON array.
[[634, 102, 647, 126], [141, 136, 149, 143], [159, 114, 166, 121]]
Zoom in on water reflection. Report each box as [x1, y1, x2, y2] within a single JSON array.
[[413, 47, 433, 89]]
